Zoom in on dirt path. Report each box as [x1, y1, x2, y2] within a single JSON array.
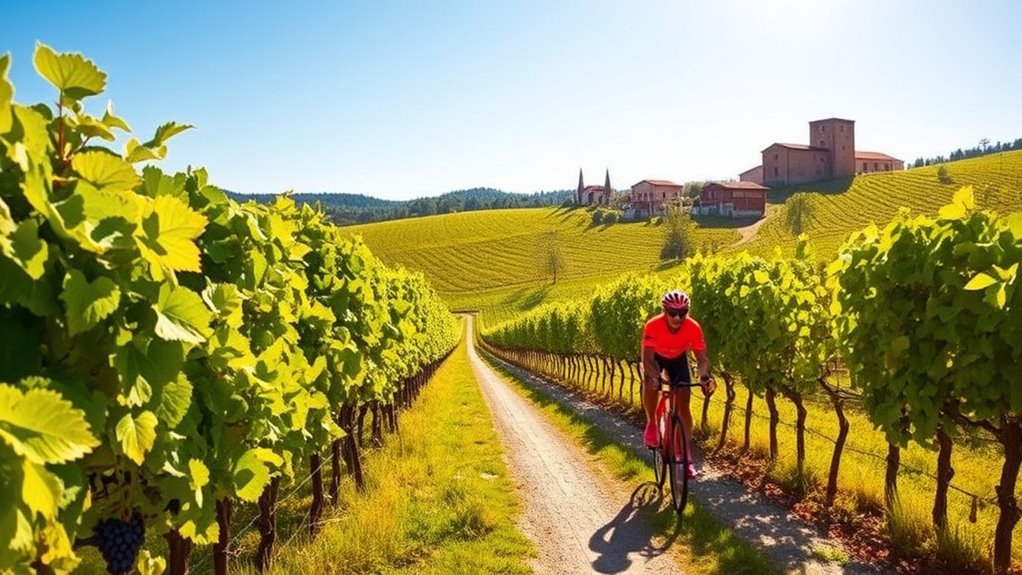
[[469, 316, 887, 575], [730, 205, 778, 248], [466, 317, 681, 574]]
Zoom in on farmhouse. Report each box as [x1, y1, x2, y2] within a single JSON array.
[[695, 181, 769, 217], [576, 168, 613, 206], [740, 118, 904, 186], [629, 179, 683, 218]]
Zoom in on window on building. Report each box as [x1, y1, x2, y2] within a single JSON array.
[[874, 162, 878, 170], [884, 164, 890, 171], [840, 125, 844, 132], [774, 154, 778, 160], [774, 166, 779, 177], [820, 140, 825, 147], [863, 162, 868, 171], [820, 125, 825, 132]]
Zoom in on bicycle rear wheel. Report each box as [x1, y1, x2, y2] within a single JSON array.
[[669, 415, 690, 515]]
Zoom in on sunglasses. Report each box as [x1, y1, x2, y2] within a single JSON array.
[[665, 309, 688, 318]]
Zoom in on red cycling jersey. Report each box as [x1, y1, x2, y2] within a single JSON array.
[[642, 313, 706, 359]]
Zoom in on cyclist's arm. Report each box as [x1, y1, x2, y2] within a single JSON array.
[[693, 349, 710, 379], [693, 349, 716, 395], [641, 346, 659, 387]]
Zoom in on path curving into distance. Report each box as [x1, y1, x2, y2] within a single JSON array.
[[465, 316, 682, 574]]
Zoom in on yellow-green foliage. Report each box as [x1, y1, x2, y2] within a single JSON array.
[[345, 207, 738, 295], [739, 151, 1022, 258]]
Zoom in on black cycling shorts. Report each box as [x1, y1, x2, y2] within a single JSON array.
[[653, 352, 692, 391]]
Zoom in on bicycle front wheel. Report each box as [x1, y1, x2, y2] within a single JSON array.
[[669, 415, 690, 515]]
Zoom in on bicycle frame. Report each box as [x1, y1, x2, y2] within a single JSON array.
[[653, 381, 702, 515]]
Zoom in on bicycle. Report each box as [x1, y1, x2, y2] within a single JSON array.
[[650, 379, 704, 516]]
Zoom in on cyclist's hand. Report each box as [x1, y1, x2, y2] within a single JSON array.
[[700, 375, 716, 396]]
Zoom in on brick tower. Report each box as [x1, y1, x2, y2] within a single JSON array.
[[808, 118, 855, 178]]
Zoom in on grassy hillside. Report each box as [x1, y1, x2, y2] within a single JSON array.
[[345, 206, 739, 295], [347, 152, 1021, 324], [735, 150, 1022, 258]]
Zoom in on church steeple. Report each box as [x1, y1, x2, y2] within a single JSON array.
[[577, 168, 584, 204], [604, 169, 611, 194]]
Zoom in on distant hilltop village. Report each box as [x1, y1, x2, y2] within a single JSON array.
[[576, 117, 902, 219]]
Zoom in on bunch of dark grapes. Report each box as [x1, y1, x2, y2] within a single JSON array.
[[95, 515, 145, 575]]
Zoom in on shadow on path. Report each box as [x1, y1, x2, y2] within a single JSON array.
[[589, 483, 669, 574]]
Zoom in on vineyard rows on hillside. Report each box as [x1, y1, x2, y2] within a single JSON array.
[[347, 206, 738, 293], [744, 153, 1022, 258]]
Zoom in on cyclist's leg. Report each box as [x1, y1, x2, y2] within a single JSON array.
[[675, 387, 695, 463], [642, 357, 666, 447]]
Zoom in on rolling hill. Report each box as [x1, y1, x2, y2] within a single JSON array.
[[735, 150, 1022, 258], [346, 151, 1022, 324], [344, 207, 740, 321]]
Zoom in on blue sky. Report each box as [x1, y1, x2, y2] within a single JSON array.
[[5, 0, 1020, 200]]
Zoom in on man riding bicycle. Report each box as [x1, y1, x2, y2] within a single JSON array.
[[642, 290, 716, 478]]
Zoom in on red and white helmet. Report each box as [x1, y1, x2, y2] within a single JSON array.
[[661, 290, 690, 311]]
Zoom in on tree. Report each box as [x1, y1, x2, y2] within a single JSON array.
[[660, 207, 694, 261], [937, 165, 953, 184], [542, 231, 566, 284], [785, 193, 814, 235]]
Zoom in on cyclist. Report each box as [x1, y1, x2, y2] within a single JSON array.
[[641, 290, 716, 478]]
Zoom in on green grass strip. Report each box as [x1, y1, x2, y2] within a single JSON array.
[[248, 329, 533, 575]]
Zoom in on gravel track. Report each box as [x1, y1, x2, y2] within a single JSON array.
[[466, 316, 889, 575]]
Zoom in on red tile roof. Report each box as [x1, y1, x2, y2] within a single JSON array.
[[705, 181, 769, 190], [632, 179, 681, 187], [762, 143, 829, 153], [810, 117, 855, 124], [854, 150, 901, 162]]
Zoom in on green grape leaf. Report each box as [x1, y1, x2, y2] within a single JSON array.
[[145, 121, 194, 148], [0, 53, 13, 133], [189, 458, 209, 491], [938, 202, 966, 221], [60, 269, 120, 336], [115, 410, 157, 465], [33, 42, 106, 100], [21, 459, 61, 519], [135, 195, 207, 281], [71, 150, 140, 192], [0, 383, 99, 465], [153, 284, 212, 344], [1003, 213, 1022, 240], [189, 458, 209, 507], [177, 501, 219, 544], [952, 186, 975, 210], [102, 101, 131, 132], [124, 138, 162, 163], [140, 166, 187, 199], [963, 273, 997, 291], [74, 115, 116, 141], [135, 550, 167, 575], [1, 219, 49, 280], [0, 507, 35, 560], [114, 338, 184, 408], [155, 375, 192, 428], [233, 449, 270, 502]]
